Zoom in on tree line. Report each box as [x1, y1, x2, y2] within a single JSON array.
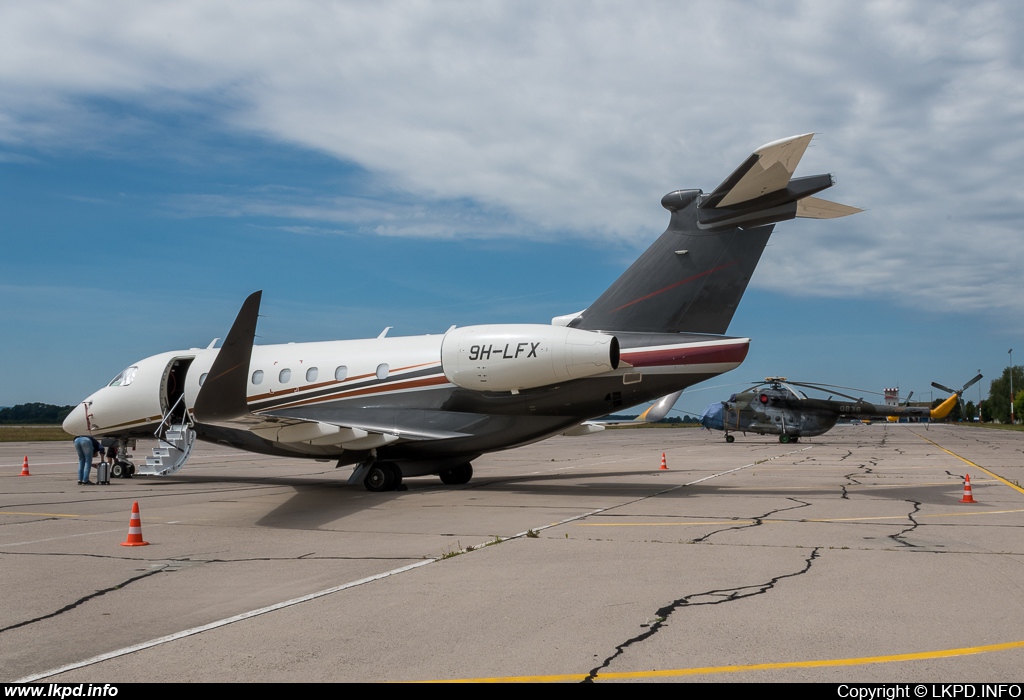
[[978, 365, 1024, 424], [0, 403, 74, 425]]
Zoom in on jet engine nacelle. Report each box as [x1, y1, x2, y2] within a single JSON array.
[[441, 324, 620, 392]]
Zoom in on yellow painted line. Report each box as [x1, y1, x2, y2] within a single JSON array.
[[0, 511, 80, 518], [917, 508, 1024, 519], [578, 520, 755, 527], [806, 508, 1024, 523], [915, 432, 1024, 496], [418, 639, 1024, 682], [585, 508, 1024, 527]]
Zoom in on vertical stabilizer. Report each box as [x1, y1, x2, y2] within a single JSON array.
[[572, 135, 858, 335], [573, 197, 773, 334]]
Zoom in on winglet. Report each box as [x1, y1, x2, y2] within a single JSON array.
[[193, 291, 262, 425], [636, 390, 684, 423]]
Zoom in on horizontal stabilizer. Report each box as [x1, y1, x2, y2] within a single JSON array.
[[704, 133, 814, 209], [796, 196, 863, 219]]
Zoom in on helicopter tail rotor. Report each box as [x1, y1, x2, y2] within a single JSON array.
[[929, 373, 983, 420]]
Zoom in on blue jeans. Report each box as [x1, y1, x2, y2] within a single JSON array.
[[74, 437, 94, 482]]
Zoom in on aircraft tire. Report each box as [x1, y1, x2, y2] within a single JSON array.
[[779, 435, 790, 444], [111, 461, 127, 479], [386, 462, 403, 489], [439, 462, 473, 485], [725, 435, 735, 443], [364, 463, 396, 492]]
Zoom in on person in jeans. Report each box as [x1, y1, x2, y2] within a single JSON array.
[[74, 435, 102, 485]]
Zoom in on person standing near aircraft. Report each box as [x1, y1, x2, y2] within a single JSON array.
[[73, 435, 102, 485]]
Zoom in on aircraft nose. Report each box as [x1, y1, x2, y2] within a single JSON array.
[[62, 403, 89, 436], [700, 402, 724, 430]]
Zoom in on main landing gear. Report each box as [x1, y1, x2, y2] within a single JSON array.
[[439, 462, 473, 485], [779, 435, 800, 444], [359, 460, 475, 491], [363, 462, 404, 492]]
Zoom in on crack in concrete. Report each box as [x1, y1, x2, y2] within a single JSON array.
[[887, 500, 922, 548], [583, 547, 821, 682], [0, 568, 166, 635], [841, 460, 877, 498], [689, 498, 810, 544]]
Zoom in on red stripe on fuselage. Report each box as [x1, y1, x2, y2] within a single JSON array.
[[621, 341, 748, 368]]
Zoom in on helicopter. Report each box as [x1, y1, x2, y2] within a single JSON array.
[[699, 375, 983, 443]]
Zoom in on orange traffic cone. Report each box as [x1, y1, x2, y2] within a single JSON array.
[[660, 452, 668, 470], [959, 474, 976, 504], [120, 501, 149, 546], [20, 456, 30, 476]]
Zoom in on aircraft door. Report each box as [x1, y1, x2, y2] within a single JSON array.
[[160, 356, 195, 422]]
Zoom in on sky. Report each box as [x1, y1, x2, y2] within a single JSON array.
[[1, 1, 1020, 415]]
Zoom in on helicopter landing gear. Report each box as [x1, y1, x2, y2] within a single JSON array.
[[779, 435, 790, 444], [725, 434, 735, 443]]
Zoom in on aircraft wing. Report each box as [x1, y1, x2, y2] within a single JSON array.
[[192, 291, 472, 450], [255, 406, 474, 447]]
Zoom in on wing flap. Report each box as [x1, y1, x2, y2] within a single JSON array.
[[260, 406, 473, 443]]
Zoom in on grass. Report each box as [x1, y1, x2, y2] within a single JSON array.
[[0, 426, 70, 442]]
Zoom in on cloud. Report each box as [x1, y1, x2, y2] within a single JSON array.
[[2, 1, 1023, 316]]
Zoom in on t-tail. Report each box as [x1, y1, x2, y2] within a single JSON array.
[[569, 134, 861, 335]]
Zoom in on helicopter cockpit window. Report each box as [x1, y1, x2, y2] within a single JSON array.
[[108, 366, 138, 387]]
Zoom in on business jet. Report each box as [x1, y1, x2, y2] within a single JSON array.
[[62, 133, 860, 491]]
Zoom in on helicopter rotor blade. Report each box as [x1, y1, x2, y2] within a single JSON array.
[[785, 380, 886, 397], [784, 381, 864, 402], [931, 381, 957, 395], [962, 373, 983, 392]]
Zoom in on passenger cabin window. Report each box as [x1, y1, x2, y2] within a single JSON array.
[[279, 368, 291, 383], [108, 366, 138, 387], [199, 373, 208, 386], [335, 365, 347, 381], [306, 367, 318, 382], [252, 370, 264, 385], [376, 363, 389, 380]]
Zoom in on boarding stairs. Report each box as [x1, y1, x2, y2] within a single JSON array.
[[135, 395, 196, 476]]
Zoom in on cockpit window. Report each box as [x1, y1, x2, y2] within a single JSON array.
[[108, 366, 138, 387]]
